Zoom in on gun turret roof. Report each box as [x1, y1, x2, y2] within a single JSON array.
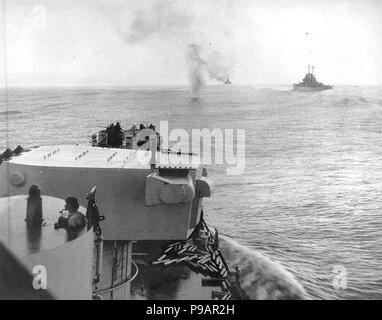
[[7, 145, 200, 169]]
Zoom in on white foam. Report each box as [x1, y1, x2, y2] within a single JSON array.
[[220, 235, 308, 300]]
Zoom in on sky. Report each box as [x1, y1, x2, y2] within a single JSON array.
[[1, 0, 381, 86]]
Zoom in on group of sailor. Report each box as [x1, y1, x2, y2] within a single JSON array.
[[95, 122, 157, 149], [105, 122, 124, 148]]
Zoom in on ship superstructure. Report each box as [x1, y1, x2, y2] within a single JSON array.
[[0, 139, 246, 300], [293, 65, 333, 91]]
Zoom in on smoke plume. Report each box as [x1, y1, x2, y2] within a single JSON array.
[[187, 44, 206, 97], [118, 1, 234, 94], [186, 43, 233, 96], [123, 1, 194, 43], [205, 51, 233, 82]]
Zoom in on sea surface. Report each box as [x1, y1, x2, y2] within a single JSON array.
[[1, 85, 382, 299]]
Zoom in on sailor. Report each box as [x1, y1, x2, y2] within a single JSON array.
[[55, 197, 86, 230], [65, 197, 87, 229], [109, 124, 116, 147], [115, 122, 123, 148], [91, 133, 97, 147]]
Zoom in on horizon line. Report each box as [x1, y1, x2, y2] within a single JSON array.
[[1, 83, 381, 89]]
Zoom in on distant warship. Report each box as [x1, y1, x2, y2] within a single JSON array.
[[224, 77, 232, 85], [293, 65, 333, 91]]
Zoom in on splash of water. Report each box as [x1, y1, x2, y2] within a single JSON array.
[[219, 235, 308, 300]]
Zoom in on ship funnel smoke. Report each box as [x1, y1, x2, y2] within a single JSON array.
[[219, 235, 308, 299]]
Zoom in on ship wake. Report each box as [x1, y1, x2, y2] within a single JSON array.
[[219, 235, 308, 300]]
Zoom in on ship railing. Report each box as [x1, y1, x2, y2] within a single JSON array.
[[93, 260, 139, 297]]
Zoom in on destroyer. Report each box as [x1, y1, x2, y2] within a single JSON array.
[[293, 65, 333, 91]]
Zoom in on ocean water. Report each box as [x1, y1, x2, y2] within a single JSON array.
[[1, 85, 382, 299]]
